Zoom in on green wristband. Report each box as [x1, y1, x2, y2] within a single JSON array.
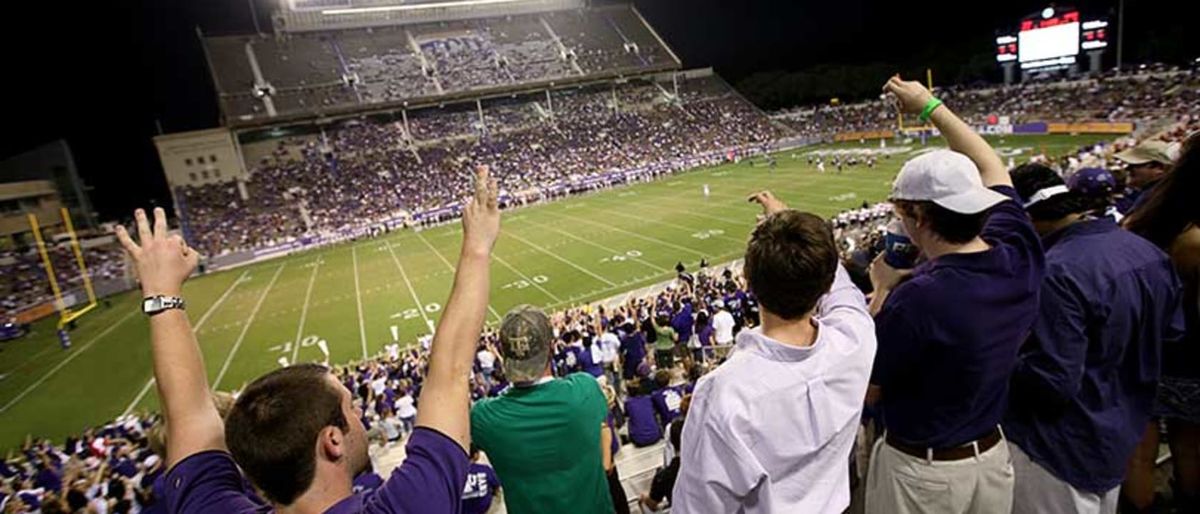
[[918, 97, 943, 123]]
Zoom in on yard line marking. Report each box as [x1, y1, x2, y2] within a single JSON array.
[[385, 242, 437, 334], [291, 261, 322, 364], [0, 309, 139, 415], [548, 211, 709, 259], [560, 199, 744, 244], [414, 231, 501, 322], [352, 246, 368, 360], [504, 231, 617, 287], [592, 194, 752, 229], [493, 253, 564, 304], [512, 217, 668, 274], [213, 264, 286, 389], [123, 271, 250, 415]]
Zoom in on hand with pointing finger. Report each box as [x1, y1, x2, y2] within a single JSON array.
[[115, 208, 198, 297], [747, 190, 788, 217], [462, 165, 501, 257]]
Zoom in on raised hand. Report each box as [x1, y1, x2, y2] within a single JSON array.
[[116, 208, 198, 297], [462, 165, 501, 257], [747, 190, 788, 217], [882, 75, 935, 115]]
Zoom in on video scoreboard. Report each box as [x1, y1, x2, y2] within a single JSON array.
[[995, 6, 1108, 71]]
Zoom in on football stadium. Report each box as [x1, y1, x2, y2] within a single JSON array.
[[0, 1, 1197, 513]]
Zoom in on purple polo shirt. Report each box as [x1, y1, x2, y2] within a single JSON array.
[[164, 427, 468, 514], [651, 385, 685, 427], [872, 186, 1044, 449], [625, 395, 663, 446]]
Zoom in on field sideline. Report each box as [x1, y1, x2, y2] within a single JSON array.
[[0, 134, 1111, 449]]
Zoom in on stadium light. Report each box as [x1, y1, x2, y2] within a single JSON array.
[[322, 0, 529, 15], [1042, 7, 1055, 19]]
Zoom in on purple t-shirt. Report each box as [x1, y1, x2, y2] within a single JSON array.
[[460, 463, 500, 514], [651, 385, 685, 427], [164, 427, 468, 514], [624, 395, 663, 447]]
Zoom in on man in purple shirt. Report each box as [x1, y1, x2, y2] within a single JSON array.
[[1005, 164, 1184, 513], [866, 77, 1043, 514], [460, 447, 500, 514], [115, 166, 502, 514]]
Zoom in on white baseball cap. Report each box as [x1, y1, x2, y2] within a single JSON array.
[[891, 150, 1009, 214]]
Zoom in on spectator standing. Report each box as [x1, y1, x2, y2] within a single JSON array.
[[650, 315, 677, 369], [1006, 164, 1183, 514], [470, 305, 614, 514], [1124, 132, 1200, 513], [115, 166, 501, 513], [711, 299, 735, 349], [865, 77, 1044, 514], [1114, 140, 1175, 214], [672, 190, 876, 512]]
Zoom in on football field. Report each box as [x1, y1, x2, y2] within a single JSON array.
[[0, 134, 1112, 449]]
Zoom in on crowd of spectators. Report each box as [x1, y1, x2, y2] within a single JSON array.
[[205, 6, 675, 119], [773, 67, 1200, 138], [178, 77, 787, 257]]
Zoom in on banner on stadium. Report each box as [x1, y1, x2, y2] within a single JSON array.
[[1047, 122, 1134, 134], [14, 302, 58, 325], [834, 130, 895, 142], [1012, 122, 1049, 135], [978, 125, 1014, 135]]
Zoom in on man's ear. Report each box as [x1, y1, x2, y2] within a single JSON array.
[[319, 426, 346, 462]]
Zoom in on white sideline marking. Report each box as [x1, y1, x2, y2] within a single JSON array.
[[385, 242, 436, 334], [213, 264, 286, 389], [122, 270, 249, 415], [0, 310, 138, 415], [414, 231, 501, 322], [505, 231, 617, 287], [352, 246, 368, 360], [291, 261, 322, 363]]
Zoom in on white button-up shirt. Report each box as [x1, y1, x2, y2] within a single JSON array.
[[672, 265, 876, 513]]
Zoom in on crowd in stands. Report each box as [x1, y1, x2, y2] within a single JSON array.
[[774, 67, 1200, 138], [0, 244, 127, 319], [178, 77, 786, 257], [205, 6, 676, 119]]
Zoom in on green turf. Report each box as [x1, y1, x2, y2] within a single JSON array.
[[0, 133, 1114, 449]]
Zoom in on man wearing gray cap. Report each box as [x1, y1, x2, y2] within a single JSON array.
[[470, 305, 613, 514], [1114, 139, 1174, 214], [864, 76, 1045, 514]]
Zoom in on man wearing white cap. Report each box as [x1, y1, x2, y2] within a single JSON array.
[[864, 76, 1045, 514], [710, 299, 735, 348]]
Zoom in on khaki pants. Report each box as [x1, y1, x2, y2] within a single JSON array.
[[1010, 443, 1119, 514], [865, 432, 1014, 514]]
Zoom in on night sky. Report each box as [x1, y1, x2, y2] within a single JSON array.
[[1, 0, 1193, 221]]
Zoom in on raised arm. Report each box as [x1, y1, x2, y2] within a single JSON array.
[[116, 208, 214, 469], [415, 166, 500, 451], [884, 75, 1010, 188]]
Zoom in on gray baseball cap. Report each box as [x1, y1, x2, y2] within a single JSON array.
[[499, 305, 553, 361]]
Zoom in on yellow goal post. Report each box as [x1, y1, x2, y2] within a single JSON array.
[[27, 207, 99, 329]]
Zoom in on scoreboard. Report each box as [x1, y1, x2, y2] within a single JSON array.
[[995, 6, 1108, 71]]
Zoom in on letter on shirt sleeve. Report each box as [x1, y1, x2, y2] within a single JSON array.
[[1012, 272, 1089, 410], [671, 393, 765, 511]]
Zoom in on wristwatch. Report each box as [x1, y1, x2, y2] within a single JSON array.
[[142, 296, 186, 316]]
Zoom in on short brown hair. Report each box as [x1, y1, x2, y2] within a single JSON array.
[[225, 364, 348, 505], [744, 210, 838, 320]]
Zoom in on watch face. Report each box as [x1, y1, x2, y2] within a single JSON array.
[[143, 298, 158, 313]]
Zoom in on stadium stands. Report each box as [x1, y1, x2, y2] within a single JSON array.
[[203, 6, 679, 122], [177, 74, 789, 257], [0, 245, 127, 320]]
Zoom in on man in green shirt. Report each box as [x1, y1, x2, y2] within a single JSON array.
[[652, 315, 678, 369], [471, 305, 615, 514]]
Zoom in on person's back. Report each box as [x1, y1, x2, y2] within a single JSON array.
[[625, 384, 664, 447], [471, 305, 613, 514], [472, 373, 611, 513]]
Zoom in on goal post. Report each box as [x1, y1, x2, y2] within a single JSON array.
[[27, 208, 100, 330]]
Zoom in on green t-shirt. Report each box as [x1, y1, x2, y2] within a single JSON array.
[[470, 373, 614, 514], [654, 325, 677, 351]]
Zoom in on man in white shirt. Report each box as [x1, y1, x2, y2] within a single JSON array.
[[672, 191, 877, 513], [711, 300, 736, 347]]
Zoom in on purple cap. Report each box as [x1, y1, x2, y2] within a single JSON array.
[[1067, 168, 1117, 197]]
